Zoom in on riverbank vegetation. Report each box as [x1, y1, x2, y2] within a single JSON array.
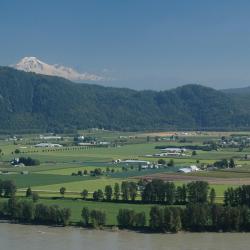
[[1, 179, 250, 232]]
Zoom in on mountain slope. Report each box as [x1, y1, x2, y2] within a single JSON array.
[[0, 67, 248, 133], [222, 86, 250, 95], [13, 57, 103, 82]]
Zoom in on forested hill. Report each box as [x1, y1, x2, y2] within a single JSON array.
[[0, 66, 249, 133]]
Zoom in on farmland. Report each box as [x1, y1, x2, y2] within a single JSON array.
[[1, 130, 250, 224]]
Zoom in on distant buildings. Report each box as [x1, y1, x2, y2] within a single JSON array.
[[161, 147, 187, 153], [121, 160, 150, 165], [35, 143, 63, 148], [178, 165, 200, 173], [39, 135, 62, 140], [78, 142, 96, 146], [154, 152, 190, 157]]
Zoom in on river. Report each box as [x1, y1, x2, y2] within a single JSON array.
[[1, 223, 250, 250]]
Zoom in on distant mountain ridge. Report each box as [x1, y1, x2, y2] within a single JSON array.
[[0, 66, 249, 133], [13, 57, 103, 82], [222, 86, 250, 95]]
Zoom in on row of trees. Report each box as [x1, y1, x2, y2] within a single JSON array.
[[80, 180, 216, 205], [0, 197, 71, 226], [224, 185, 250, 207], [90, 182, 137, 202], [80, 204, 250, 232], [142, 180, 215, 205], [149, 204, 250, 232], [4, 183, 250, 232]]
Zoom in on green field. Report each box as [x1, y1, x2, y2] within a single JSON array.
[[32, 177, 126, 192], [1, 130, 250, 209], [36, 166, 121, 175], [40, 198, 156, 225]]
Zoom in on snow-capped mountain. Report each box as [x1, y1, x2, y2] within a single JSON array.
[[13, 57, 103, 81]]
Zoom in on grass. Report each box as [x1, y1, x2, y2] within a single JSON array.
[[40, 198, 155, 225], [0, 173, 97, 188], [36, 166, 121, 175], [0, 196, 158, 226], [32, 177, 127, 192]]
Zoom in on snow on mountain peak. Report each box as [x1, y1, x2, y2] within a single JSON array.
[[13, 57, 104, 82]]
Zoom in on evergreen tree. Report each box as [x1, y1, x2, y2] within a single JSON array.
[[26, 187, 32, 197], [114, 183, 120, 200], [81, 207, 90, 226], [104, 185, 113, 201], [209, 188, 216, 204]]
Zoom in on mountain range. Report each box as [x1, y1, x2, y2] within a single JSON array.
[[13, 57, 103, 82], [0, 66, 250, 133]]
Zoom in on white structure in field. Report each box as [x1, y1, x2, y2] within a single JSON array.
[[161, 147, 187, 153], [189, 165, 199, 171], [178, 165, 200, 173], [39, 135, 62, 140], [35, 143, 63, 148], [122, 160, 150, 165]]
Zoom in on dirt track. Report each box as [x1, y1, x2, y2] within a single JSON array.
[[133, 173, 250, 185]]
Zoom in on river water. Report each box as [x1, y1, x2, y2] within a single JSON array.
[[1, 223, 250, 250]]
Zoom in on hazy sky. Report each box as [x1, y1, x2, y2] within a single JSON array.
[[1, 0, 250, 90]]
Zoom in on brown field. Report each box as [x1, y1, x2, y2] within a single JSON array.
[[138, 132, 178, 137], [135, 173, 250, 185], [138, 131, 236, 137]]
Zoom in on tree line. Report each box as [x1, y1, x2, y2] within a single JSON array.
[[86, 180, 215, 205], [0, 197, 71, 226], [4, 178, 250, 232], [148, 204, 250, 232]]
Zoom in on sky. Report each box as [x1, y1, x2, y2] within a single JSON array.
[[1, 0, 250, 90]]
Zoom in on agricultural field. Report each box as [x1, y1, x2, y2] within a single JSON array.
[[1, 130, 250, 203]]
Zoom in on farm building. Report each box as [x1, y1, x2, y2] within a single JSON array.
[[122, 160, 150, 165], [178, 168, 192, 173], [178, 165, 200, 173], [35, 143, 63, 148], [154, 152, 190, 157], [39, 135, 62, 140], [78, 142, 96, 146], [161, 147, 187, 153]]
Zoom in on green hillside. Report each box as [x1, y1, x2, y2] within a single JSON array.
[[0, 66, 248, 133]]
